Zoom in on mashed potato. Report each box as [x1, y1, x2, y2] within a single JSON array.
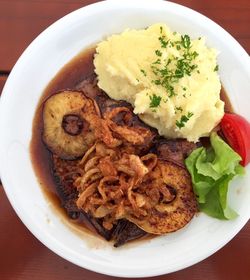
[[94, 23, 224, 142]]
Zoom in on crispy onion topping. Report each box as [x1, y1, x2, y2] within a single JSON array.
[[75, 141, 197, 234]]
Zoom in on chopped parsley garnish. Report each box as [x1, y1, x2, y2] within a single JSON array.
[[166, 58, 172, 65], [160, 26, 163, 34], [152, 58, 161, 65], [176, 112, 193, 129], [181, 35, 191, 49], [182, 87, 187, 91], [152, 79, 161, 85], [175, 106, 183, 113], [158, 36, 168, 48], [151, 33, 199, 98], [191, 51, 199, 59], [149, 94, 162, 108], [140, 69, 147, 76], [173, 31, 177, 35], [155, 49, 162, 56], [214, 65, 219, 71]]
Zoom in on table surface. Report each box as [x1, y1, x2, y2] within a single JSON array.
[[0, 0, 250, 279]]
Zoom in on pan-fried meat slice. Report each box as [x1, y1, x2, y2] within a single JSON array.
[[48, 76, 198, 245], [112, 219, 147, 247], [52, 154, 81, 219], [104, 107, 157, 149], [76, 74, 101, 100], [77, 76, 157, 152], [76, 74, 137, 116], [126, 160, 198, 234], [155, 138, 200, 166], [83, 212, 114, 241], [52, 154, 114, 240], [76, 74, 128, 114], [76, 74, 124, 117], [75, 142, 197, 236]]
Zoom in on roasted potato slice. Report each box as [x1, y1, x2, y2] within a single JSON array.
[[43, 90, 97, 159]]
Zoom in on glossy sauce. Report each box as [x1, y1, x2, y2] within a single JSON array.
[[30, 46, 233, 239], [30, 47, 97, 234]]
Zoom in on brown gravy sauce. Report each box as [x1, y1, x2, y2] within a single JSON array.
[[30, 46, 233, 242], [30, 47, 97, 237]]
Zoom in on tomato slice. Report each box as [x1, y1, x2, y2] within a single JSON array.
[[220, 113, 250, 166]]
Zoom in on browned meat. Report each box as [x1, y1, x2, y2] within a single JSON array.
[[155, 138, 200, 166], [76, 74, 101, 99], [48, 76, 198, 246], [112, 219, 147, 247], [103, 107, 157, 153], [52, 154, 81, 219], [76, 75, 135, 118], [52, 153, 146, 245], [76, 74, 123, 118], [77, 75, 157, 154], [52, 154, 113, 239], [83, 213, 114, 241], [76, 74, 128, 115]]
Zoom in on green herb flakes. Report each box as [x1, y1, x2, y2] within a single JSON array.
[[176, 111, 193, 129], [152, 59, 161, 65], [214, 65, 219, 71], [151, 32, 199, 98], [158, 36, 168, 48], [149, 94, 162, 108], [140, 69, 147, 76], [181, 35, 191, 49], [152, 79, 161, 85], [175, 106, 183, 113], [155, 50, 162, 57]]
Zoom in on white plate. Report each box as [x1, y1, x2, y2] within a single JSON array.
[[0, 0, 250, 277]]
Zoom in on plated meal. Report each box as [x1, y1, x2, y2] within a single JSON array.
[[31, 23, 250, 247], [0, 0, 250, 276]]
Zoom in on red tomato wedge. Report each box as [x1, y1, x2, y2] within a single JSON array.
[[220, 113, 250, 166]]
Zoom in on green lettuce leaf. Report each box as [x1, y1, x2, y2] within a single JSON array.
[[185, 147, 215, 203], [199, 174, 238, 220], [209, 132, 242, 175], [185, 132, 244, 220]]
